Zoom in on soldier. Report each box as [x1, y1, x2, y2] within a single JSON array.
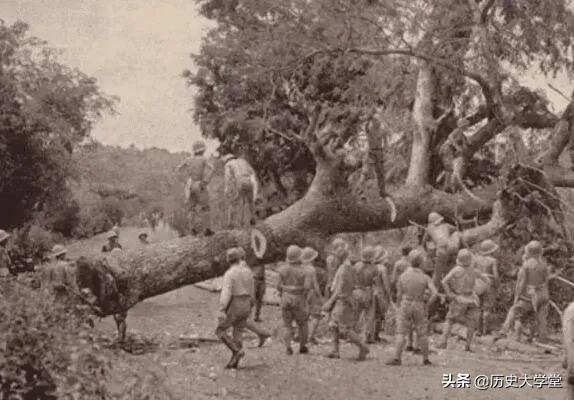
[[215, 247, 255, 369], [326, 238, 350, 297], [277, 245, 311, 355], [236, 247, 271, 347], [222, 151, 259, 229], [353, 246, 386, 343], [250, 255, 266, 322], [425, 212, 462, 287], [138, 232, 150, 245], [0, 230, 12, 278], [391, 246, 412, 291], [371, 246, 392, 343], [473, 239, 500, 335], [386, 249, 438, 366], [323, 244, 370, 361], [177, 140, 214, 236], [102, 231, 122, 253], [40, 245, 76, 301], [497, 241, 550, 342], [438, 248, 488, 351], [301, 247, 324, 345]]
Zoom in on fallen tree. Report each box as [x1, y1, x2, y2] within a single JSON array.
[[70, 1, 574, 340]]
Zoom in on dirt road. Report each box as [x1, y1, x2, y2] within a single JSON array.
[[96, 285, 566, 400]]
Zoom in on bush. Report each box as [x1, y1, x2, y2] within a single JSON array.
[[0, 276, 110, 399], [9, 225, 57, 264]]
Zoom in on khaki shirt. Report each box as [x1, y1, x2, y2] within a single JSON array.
[[178, 156, 214, 183], [278, 262, 311, 295], [443, 265, 483, 295], [515, 257, 549, 302], [398, 267, 434, 302], [220, 262, 255, 310], [474, 255, 497, 277], [224, 157, 258, 199], [303, 263, 322, 299], [353, 261, 380, 289], [331, 262, 356, 300]]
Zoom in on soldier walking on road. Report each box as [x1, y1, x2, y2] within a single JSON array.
[[387, 249, 438, 366], [215, 248, 255, 369], [352, 246, 386, 343], [102, 231, 122, 253], [301, 247, 325, 345], [236, 247, 271, 347], [473, 239, 500, 336], [177, 140, 214, 236], [278, 245, 312, 355], [323, 245, 370, 361], [438, 249, 488, 351], [496, 240, 550, 343]]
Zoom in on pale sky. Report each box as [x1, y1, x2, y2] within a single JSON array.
[[2, 1, 573, 155]]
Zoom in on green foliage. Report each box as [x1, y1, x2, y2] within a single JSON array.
[[0, 20, 115, 229], [9, 225, 57, 265]]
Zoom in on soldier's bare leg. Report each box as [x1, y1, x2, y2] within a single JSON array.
[[418, 334, 431, 365], [298, 319, 310, 353], [536, 302, 549, 342], [346, 329, 369, 361], [283, 310, 295, 355], [389, 334, 406, 364], [438, 319, 453, 349], [230, 326, 246, 368], [244, 320, 270, 347], [309, 316, 320, 344]]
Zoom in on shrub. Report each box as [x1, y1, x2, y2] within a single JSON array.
[[9, 225, 57, 264]]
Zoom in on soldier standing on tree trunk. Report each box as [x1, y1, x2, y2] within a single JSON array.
[[222, 151, 259, 229], [177, 140, 214, 236]]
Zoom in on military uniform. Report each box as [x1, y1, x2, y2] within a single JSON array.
[[102, 242, 122, 253], [388, 262, 436, 365], [352, 247, 385, 342], [301, 247, 324, 344], [216, 249, 255, 369], [178, 141, 214, 234], [223, 155, 258, 229], [500, 242, 549, 341], [473, 241, 499, 335], [278, 246, 311, 354]]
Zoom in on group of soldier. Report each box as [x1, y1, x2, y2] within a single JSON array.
[[215, 211, 553, 370]]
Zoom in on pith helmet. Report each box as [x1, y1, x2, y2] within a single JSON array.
[[428, 212, 444, 225], [51, 244, 67, 258], [332, 238, 349, 251], [286, 245, 303, 264], [0, 230, 10, 243], [301, 247, 319, 264], [226, 247, 242, 264], [138, 231, 148, 239], [408, 249, 425, 268], [525, 240, 542, 257], [222, 153, 235, 163], [107, 231, 118, 239], [479, 239, 499, 255], [456, 248, 473, 267], [192, 140, 207, 155], [112, 225, 120, 234], [361, 246, 377, 263], [373, 245, 387, 263]]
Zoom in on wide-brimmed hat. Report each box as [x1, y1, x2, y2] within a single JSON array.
[[361, 246, 378, 263], [428, 212, 444, 225], [51, 244, 67, 258], [192, 140, 207, 155], [332, 238, 349, 250], [456, 248, 473, 267], [226, 247, 242, 264], [301, 247, 319, 263], [107, 231, 118, 239], [479, 239, 499, 255], [525, 240, 542, 257], [286, 245, 303, 264], [222, 154, 235, 163], [408, 249, 425, 268], [373, 245, 387, 263], [0, 230, 10, 243]]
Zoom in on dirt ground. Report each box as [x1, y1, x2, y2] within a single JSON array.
[[95, 285, 567, 400]]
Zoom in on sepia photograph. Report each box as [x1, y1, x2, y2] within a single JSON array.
[[2, 1, 574, 399]]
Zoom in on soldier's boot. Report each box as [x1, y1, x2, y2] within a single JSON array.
[[283, 322, 294, 355], [419, 335, 432, 365], [327, 328, 341, 359]]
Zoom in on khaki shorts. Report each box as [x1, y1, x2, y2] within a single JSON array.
[[217, 296, 252, 331], [396, 300, 428, 336], [328, 299, 356, 333], [446, 300, 480, 328], [281, 293, 309, 326]]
